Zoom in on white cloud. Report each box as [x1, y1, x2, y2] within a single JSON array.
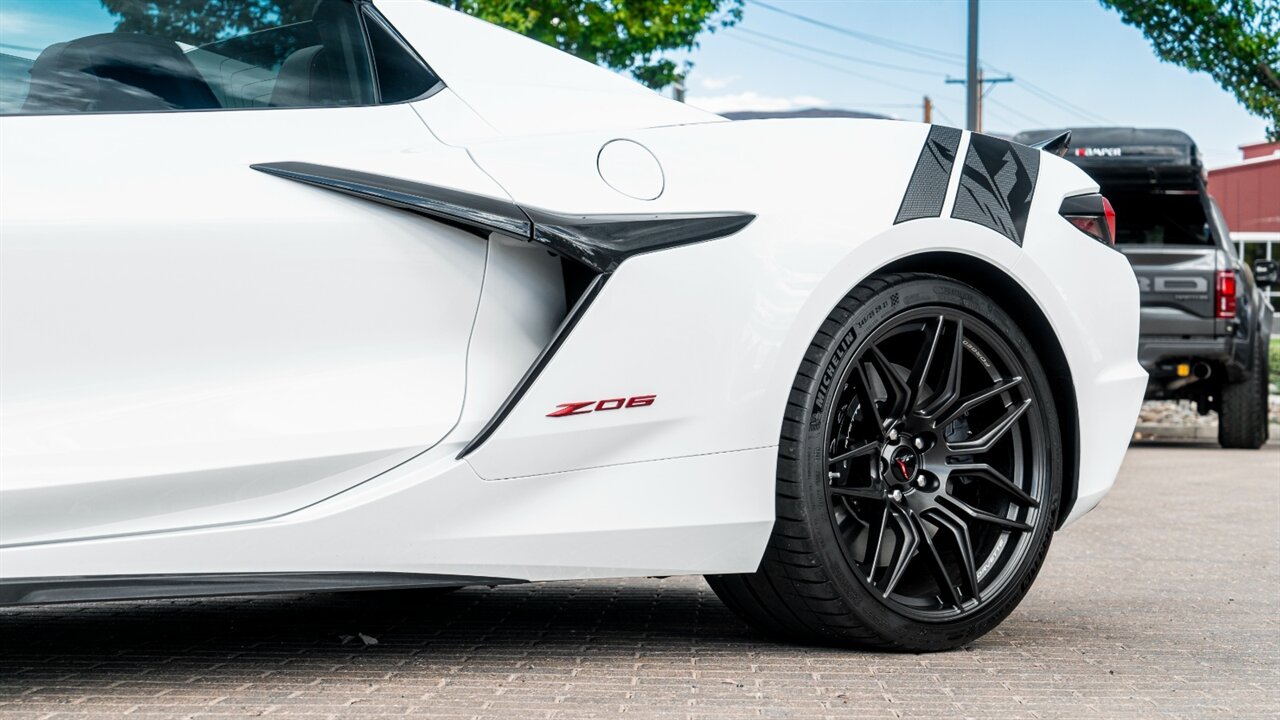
[[696, 75, 739, 91], [686, 91, 831, 115]]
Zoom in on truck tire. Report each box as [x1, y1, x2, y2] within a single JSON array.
[[1218, 336, 1270, 449]]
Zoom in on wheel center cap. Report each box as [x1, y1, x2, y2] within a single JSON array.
[[887, 445, 921, 486]]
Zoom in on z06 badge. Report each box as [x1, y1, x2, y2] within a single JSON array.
[[547, 395, 657, 417]]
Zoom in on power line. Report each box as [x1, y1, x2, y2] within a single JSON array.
[[722, 34, 930, 97], [746, 0, 966, 68], [735, 28, 939, 77], [979, 59, 1113, 124], [745, 0, 1113, 126], [985, 95, 1050, 127], [858, 103, 933, 109], [981, 100, 1051, 133], [976, 106, 1019, 131], [1006, 79, 1113, 125], [722, 35, 880, 83]]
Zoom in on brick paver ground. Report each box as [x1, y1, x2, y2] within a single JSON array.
[[1, 444, 1277, 719]]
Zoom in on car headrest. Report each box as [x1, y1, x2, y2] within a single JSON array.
[[270, 0, 368, 107]]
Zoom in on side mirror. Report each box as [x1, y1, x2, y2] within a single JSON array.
[[1254, 259, 1278, 286]]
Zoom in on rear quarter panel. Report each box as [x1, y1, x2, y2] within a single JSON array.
[[458, 121, 1137, 501]]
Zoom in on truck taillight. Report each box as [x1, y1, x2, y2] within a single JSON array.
[[1215, 270, 1237, 319]]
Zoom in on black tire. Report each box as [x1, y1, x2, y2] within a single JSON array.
[[706, 273, 1062, 651], [1218, 335, 1270, 449]]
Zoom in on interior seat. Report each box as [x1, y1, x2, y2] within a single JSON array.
[[270, 0, 371, 107]]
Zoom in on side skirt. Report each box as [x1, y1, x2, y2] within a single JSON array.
[[0, 572, 524, 606]]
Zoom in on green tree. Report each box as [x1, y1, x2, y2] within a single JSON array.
[[1100, 0, 1279, 139], [432, 0, 743, 89]]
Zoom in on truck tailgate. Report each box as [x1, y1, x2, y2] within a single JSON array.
[[1120, 247, 1219, 336]]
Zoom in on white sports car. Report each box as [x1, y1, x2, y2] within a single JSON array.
[[0, 0, 1146, 650]]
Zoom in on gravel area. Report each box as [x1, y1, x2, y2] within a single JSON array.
[[1137, 392, 1280, 429]]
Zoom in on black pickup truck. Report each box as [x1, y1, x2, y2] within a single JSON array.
[[1014, 127, 1276, 448]]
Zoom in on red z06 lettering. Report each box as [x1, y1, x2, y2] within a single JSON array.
[[547, 395, 656, 417]]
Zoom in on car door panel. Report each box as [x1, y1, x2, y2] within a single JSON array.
[[0, 105, 498, 545]]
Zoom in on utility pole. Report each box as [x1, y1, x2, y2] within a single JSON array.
[[948, 0, 1011, 131], [946, 70, 1012, 132], [965, 0, 979, 130], [923, 95, 932, 124]]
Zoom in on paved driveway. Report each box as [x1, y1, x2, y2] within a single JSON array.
[[1, 444, 1277, 719]]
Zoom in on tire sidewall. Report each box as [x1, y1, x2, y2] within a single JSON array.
[[794, 275, 1063, 650], [1219, 333, 1270, 449]]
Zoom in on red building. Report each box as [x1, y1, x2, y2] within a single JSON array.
[[1208, 140, 1279, 233], [1208, 140, 1278, 310]]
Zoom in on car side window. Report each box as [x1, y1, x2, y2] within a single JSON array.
[[363, 7, 439, 104], [0, 0, 435, 115]]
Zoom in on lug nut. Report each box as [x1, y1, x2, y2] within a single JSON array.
[[916, 476, 927, 488], [890, 489, 903, 502], [913, 437, 925, 450], [888, 429, 899, 442]]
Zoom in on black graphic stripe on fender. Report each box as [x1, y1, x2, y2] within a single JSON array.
[[894, 125, 963, 224], [951, 134, 1041, 245], [251, 161, 755, 457]]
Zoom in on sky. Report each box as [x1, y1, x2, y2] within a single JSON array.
[[673, 0, 1270, 168]]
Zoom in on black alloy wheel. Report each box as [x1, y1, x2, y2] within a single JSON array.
[[823, 304, 1046, 620], [707, 273, 1062, 651]]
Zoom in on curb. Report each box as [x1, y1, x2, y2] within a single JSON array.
[[1133, 423, 1280, 444]]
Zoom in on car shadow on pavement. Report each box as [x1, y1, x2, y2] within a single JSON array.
[[0, 576, 1144, 674], [0, 581, 770, 679]]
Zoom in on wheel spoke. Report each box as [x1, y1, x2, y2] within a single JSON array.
[[867, 347, 911, 420], [913, 512, 964, 610], [882, 505, 920, 598], [918, 318, 965, 419], [947, 398, 1031, 454], [947, 462, 1039, 507], [936, 376, 1024, 429], [864, 504, 890, 575], [905, 316, 945, 412], [938, 495, 1033, 532], [828, 441, 878, 465], [852, 363, 888, 440], [830, 485, 883, 501], [925, 507, 980, 603]]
